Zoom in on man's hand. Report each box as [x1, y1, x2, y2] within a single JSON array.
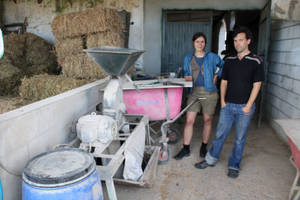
[[242, 82, 262, 116], [242, 105, 251, 116], [221, 100, 227, 108], [213, 74, 218, 85], [220, 79, 227, 109], [184, 76, 192, 81]]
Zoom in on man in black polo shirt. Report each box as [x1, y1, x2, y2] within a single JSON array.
[[194, 27, 264, 178]]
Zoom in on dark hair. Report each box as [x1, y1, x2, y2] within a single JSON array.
[[192, 32, 207, 43], [232, 26, 253, 40]]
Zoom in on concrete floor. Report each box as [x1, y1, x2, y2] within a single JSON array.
[[103, 116, 295, 200]]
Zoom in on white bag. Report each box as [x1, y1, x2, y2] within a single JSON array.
[[123, 121, 146, 181]]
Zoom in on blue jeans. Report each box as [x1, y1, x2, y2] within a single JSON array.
[[205, 103, 255, 170]]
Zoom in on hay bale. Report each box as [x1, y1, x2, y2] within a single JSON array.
[[55, 37, 84, 62], [24, 33, 58, 74], [19, 74, 89, 101], [51, 7, 123, 39], [0, 62, 23, 95], [3, 33, 26, 67], [61, 53, 107, 79], [0, 96, 18, 114], [26, 64, 54, 76], [86, 31, 125, 48], [0, 96, 34, 114], [25, 32, 57, 66], [2, 32, 58, 74]]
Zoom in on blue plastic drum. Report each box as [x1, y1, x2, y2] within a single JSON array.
[[22, 148, 103, 200]]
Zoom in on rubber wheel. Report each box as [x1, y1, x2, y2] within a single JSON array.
[[158, 148, 170, 165], [167, 127, 179, 144]]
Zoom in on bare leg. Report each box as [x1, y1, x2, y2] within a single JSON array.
[[183, 111, 197, 145], [202, 114, 213, 144], [174, 111, 197, 160]]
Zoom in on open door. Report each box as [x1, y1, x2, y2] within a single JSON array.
[[161, 10, 213, 75], [257, 0, 271, 127]]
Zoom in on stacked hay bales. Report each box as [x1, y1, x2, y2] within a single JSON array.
[[0, 32, 58, 96], [51, 7, 126, 80], [0, 7, 128, 114]]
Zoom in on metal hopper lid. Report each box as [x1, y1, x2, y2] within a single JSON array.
[[84, 46, 145, 76]]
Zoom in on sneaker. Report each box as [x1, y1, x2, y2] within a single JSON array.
[[227, 169, 239, 178], [174, 148, 190, 160], [194, 160, 215, 169], [200, 145, 207, 158]]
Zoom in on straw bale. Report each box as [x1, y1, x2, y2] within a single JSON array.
[[0, 62, 23, 95], [55, 37, 84, 62], [0, 96, 17, 114], [0, 96, 33, 114], [23, 33, 58, 74], [25, 33, 56, 63], [2, 32, 58, 74], [86, 31, 125, 48], [51, 7, 123, 39], [3, 33, 26, 67], [19, 74, 89, 101], [61, 53, 107, 79], [0, 56, 12, 66]]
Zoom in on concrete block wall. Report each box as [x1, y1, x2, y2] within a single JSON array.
[[266, 20, 300, 141], [0, 78, 108, 200]]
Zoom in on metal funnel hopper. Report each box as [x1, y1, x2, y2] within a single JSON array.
[[84, 46, 145, 76]]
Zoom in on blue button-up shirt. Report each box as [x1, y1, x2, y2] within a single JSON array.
[[184, 52, 224, 92]]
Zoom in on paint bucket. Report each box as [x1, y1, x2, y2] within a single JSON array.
[[22, 148, 103, 200]]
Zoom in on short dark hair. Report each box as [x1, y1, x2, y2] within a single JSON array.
[[192, 32, 207, 43], [233, 26, 253, 40]]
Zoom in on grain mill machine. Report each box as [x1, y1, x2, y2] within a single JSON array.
[[76, 47, 159, 200]]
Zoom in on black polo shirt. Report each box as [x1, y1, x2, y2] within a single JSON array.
[[221, 53, 264, 104]]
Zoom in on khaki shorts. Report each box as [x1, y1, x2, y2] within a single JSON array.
[[187, 87, 219, 115]]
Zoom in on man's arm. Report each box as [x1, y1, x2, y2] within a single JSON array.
[[220, 79, 228, 108], [242, 81, 262, 115]]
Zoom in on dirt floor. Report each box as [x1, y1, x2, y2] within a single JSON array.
[[102, 115, 295, 200]]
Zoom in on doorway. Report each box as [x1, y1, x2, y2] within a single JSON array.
[[161, 10, 261, 74], [161, 10, 212, 75]]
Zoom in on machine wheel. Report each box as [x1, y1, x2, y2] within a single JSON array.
[[158, 148, 170, 165], [167, 127, 179, 144]]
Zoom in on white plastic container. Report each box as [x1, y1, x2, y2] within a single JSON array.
[[76, 112, 117, 143]]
